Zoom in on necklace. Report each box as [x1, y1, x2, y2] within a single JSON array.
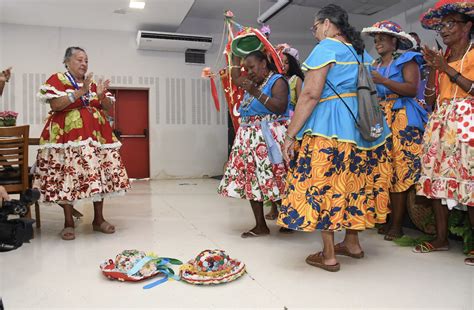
[[240, 72, 274, 111], [376, 56, 394, 98], [443, 41, 472, 100]]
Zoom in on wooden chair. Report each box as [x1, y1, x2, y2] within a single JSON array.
[[0, 125, 33, 219]]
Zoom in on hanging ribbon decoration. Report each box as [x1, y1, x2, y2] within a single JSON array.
[[201, 67, 220, 112], [201, 10, 284, 131]]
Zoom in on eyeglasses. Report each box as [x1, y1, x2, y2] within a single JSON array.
[[434, 20, 467, 33], [310, 22, 320, 35]]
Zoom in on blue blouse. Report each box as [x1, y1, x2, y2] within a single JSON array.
[[298, 38, 391, 150], [374, 51, 428, 130], [239, 73, 290, 117]]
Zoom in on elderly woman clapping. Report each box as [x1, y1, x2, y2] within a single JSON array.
[[34, 46, 130, 240]]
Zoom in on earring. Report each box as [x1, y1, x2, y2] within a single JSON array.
[[323, 29, 328, 37]]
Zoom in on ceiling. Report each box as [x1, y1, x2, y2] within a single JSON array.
[[271, 0, 402, 16], [0, 0, 196, 32], [0, 0, 428, 33]]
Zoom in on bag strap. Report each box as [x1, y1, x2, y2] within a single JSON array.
[[339, 40, 363, 65], [325, 80, 358, 125]]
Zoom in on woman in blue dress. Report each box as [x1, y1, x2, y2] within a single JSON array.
[[362, 21, 428, 240], [277, 4, 392, 272]]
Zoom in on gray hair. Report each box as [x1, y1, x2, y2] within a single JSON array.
[[63, 46, 86, 68]]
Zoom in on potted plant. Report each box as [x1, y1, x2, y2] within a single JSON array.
[[0, 111, 18, 126]]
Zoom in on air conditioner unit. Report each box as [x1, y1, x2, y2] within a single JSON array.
[[136, 30, 213, 52]]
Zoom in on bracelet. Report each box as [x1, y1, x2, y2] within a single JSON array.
[[230, 65, 241, 69], [423, 89, 436, 97], [67, 92, 76, 103], [450, 72, 461, 83], [468, 82, 474, 94], [263, 96, 270, 106], [424, 85, 435, 91], [257, 92, 264, 101], [285, 133, 296, 141]]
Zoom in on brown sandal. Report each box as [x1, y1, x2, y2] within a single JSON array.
[[334, 243, 364, 259], [60, 227, 75, 241], [305, 252, 340, 272], [93, 221, 115, 234]]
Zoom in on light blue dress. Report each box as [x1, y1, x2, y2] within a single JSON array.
[[298, 38, 391, 149]]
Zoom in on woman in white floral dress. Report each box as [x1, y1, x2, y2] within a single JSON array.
[[34, 47, 130, 240], [218, 51, 290, 238], [416, 3, 474, 266]]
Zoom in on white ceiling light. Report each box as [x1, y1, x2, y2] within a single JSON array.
[[129, 1, 146, 9], [257, 0, 292, 24]]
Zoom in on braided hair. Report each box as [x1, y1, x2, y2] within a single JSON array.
[[315, 4, 365, 54]]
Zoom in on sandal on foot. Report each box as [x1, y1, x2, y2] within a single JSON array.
[[334, 243, 364, 259], [279, 227, 294, 234], [93, 221, 115, 234], [241, 230, 269, 238], [465, 251, 474, 266], [465, 257, 474, 266], [412, 241, 448, 253], [377, 225, 389, 235], [384, 231, 404, 241], [305, 252, 340, 272], [60, 227, 75, 241]]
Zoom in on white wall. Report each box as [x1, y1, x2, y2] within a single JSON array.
[[0, 23, 228, 179], [0, 1, 441, 179]]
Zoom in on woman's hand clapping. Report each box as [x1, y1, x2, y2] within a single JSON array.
[[422, 45, 448, 73], [96, 78, 111, 100]]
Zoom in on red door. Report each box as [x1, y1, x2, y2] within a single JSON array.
[[110, 89, 150, 179]]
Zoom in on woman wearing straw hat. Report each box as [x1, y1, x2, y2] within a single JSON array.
[[277, 4, 392, 272], [361, 21, 428, 241], [416, 0, 474, 266]]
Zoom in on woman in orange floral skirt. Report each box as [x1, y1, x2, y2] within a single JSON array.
[[278, 5, 392, 272]]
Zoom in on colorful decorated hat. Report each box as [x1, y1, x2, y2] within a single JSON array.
[[421, 0, 474, 30], [362, 20, 417, 50], [100, 249, 182, 285], [231, 32, 264, 58], [179, 249, 246, 285]]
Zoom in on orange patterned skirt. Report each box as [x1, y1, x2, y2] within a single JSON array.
[[277, 135, 392, 232], [381, 98, 424, 193]]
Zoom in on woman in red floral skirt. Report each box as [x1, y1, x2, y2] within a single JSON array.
[[34, 47, 130, 240]]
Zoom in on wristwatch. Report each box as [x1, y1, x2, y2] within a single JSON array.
[[67, 92, 76, 103]]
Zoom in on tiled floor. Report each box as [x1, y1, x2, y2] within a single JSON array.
[[1, 179, 473, 309]]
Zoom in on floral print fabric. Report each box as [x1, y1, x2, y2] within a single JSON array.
[[33, 72, 130, 204], [381, 98, 424, 193], [277, 135, 392, 231], [417, 98, 474, 206], [218, 115, 288, 202]]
